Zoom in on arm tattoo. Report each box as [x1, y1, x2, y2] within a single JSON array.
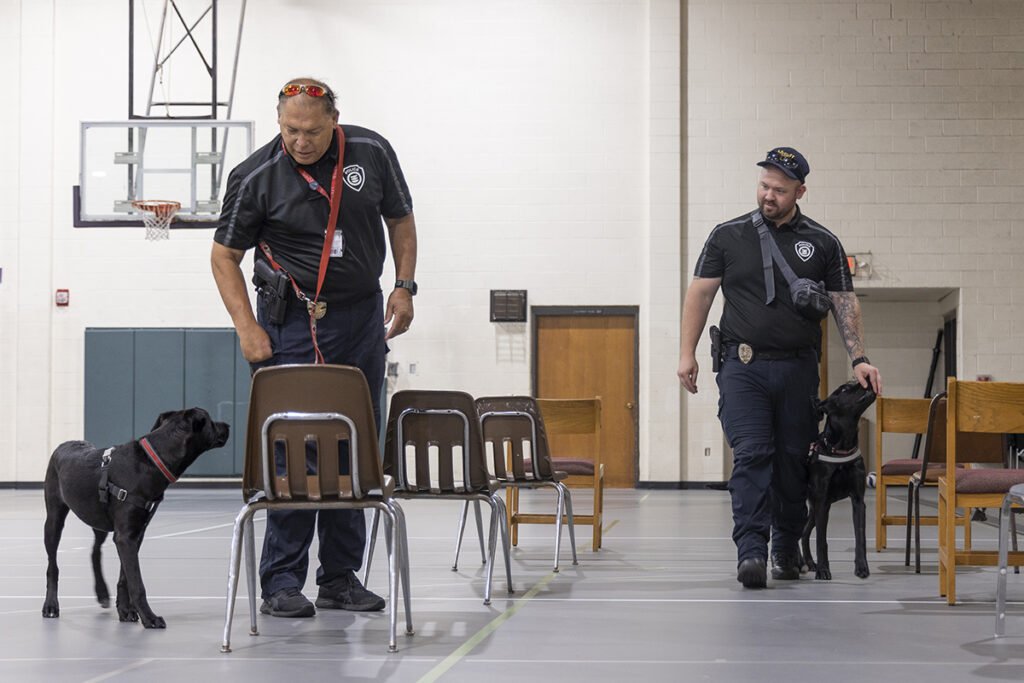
[[829, 291, 865, 359]]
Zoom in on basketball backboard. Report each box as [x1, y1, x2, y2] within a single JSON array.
[[74, 119, 254, 227]]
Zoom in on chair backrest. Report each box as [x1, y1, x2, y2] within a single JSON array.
[[476, 396, 554, 481], [875, 396, 932, 462], [383, 390, 489, 493], [946, 378, 1023, 467], [536, 397, 602, 467], [242, 364, 383, 501]]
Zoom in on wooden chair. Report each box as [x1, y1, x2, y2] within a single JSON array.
[[220, 364, 411, 653], [468, 395, 578, 571], [996, 483, 1024, 636], [874, 397, 932, 551], [939, 378, 1024, 604], [536, 398, 603, 550], [364, 390, 513, 604]]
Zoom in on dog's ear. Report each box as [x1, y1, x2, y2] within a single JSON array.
[[151, 410, 178, 431], [812, 396, 828, 422]]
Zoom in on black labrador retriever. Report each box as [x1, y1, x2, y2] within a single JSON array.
[[800, 380, 876, 580], [42, 407, 229, 628]]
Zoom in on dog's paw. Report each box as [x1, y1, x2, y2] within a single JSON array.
[[142, 615, 166, 629], [815, 568, 832, 580], [118, 608, 139, 623], [855, 564, 870, 579], [98, 597, 111, 609], [41, 602, 60, 618]]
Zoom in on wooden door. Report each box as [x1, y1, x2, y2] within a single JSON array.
[[533, 307, 638, 488]]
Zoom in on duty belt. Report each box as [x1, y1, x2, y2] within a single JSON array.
[[723, 344, 813, 364]]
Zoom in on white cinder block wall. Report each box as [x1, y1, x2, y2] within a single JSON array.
[[686, 0, 1024, 481], [5, 0, 1023, 485], [0, 0, 682, 483]]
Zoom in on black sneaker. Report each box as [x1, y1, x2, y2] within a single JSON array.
[[771, 554, 801, 581], [316, 571, 385, 612], [260, 586, 315, 618], [737, 557, 767, 589]]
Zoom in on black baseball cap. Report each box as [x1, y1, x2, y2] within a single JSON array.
[[756, 147, 810, 183]]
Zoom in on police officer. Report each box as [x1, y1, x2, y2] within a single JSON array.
[[211, 77, 417, 616], [678, 147, 881, 588]]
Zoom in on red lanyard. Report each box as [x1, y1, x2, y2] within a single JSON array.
[[262, 125, 346, 363], [280, 124, 346, 306]]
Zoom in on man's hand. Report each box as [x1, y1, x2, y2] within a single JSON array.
[[238, 319, 273, 363], [678, 354, 700, 394], [384, 288, 414, 340], [854, 361, 882, 395]]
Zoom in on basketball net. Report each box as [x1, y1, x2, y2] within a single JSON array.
[[132, 200, 181, 241]]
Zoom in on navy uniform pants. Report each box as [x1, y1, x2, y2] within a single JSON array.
[[716, 348, 819, 564], [251, 291, 386, 597]]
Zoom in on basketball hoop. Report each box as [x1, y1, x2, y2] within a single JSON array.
[[132, 200, 181, 241]]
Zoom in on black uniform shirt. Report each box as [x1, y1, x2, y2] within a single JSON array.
[[694, 207, 853, 351], [215, 125, 413, 305]]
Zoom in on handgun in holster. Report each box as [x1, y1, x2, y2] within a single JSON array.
[[253, 258, 290, 325], [710, 325, 722, 373]]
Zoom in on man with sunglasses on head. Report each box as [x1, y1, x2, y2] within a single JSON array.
[[211, 77, 417, 618], [677, 147, 881, 589]]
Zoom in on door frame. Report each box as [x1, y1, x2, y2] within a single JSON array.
[[531, 305, 640, 487]]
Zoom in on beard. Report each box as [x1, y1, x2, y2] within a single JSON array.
[[758, 198, 789, 221]]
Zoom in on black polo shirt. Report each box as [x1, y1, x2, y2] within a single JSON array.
[[215, 125, 413, 305], [694, 207, 853, 351]]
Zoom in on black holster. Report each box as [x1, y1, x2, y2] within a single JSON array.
[[710, 325, 722, 373], [253, 258, 290, 325]]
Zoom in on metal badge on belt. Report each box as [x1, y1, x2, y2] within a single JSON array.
[[739, 343, 753, 364]]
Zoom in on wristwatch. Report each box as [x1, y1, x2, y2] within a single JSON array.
[[851, 356, 870, 369], [395, 280, 418, 296]]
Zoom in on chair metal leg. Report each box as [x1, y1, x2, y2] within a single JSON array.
[[996, 495, 1013, 637], [559, 482, 578, 566], [904, 481, 915, 567], [389, 502, 414, 637], [244, 514, 258, 636], [363, 508, 381, 586], [473, 500, 487, 563], [493, 493, 514, 594], [453, 500, 470, 570], [221, 504, 256, 654], [914, 482, 924, 574], [483, 496, 499, 605], [553, 485, 565, 572]]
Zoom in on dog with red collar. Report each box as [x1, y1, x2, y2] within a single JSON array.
[[42, 407, 229, 628], [800, 380, 877, 580]]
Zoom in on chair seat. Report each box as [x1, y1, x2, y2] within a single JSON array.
[[526, 457, 595, 476], [880, 458, 925, 475], [955, 468, 1024, 494]]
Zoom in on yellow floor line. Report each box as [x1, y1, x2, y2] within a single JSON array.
[[419, 521, 616, 682]]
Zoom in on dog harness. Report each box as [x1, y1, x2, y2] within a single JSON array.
[[807, 442, 862, 465], [97, 438, 175, 517]]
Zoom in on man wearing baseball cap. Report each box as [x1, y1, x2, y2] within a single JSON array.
[[678, 147, 881, 588]]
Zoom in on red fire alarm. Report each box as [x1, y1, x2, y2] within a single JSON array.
[[55, 289, 70, 306]]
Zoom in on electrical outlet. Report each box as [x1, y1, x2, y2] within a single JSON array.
[[409, 362, 417, 374], [704, 447, 711, 457]]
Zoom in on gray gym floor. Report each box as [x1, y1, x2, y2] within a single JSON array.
[[1, 486, 1022, 682]]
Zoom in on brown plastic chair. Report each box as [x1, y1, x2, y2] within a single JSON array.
[[939, 378, 1024, 604], [220, 364, 411, 654], [460, 396, 578, 572], [874, 396, 932, 551], [363, 390, 513, 604]]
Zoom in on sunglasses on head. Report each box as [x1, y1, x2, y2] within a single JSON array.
[[766, 149, 799, 169], [280, 83, 333, 100]]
